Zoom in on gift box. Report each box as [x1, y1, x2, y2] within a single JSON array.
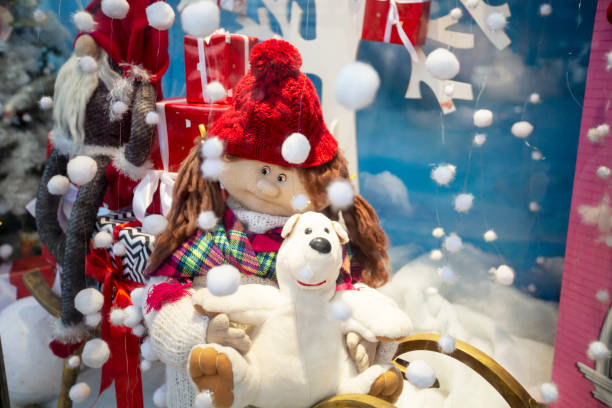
[[94, 211, 154, 284], [361, 0, 430, 47], [218, 0, 247, 14], [8, 254, 56, 299], [184, 31, 258, 104]]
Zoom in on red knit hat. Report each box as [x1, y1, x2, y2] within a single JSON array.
[[209, 39, 338, 168], [76, 0, 170, 98]]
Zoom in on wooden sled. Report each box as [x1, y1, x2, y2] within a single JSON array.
[[23, 269, 547, 408]]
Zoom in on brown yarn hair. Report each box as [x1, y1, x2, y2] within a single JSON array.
[[147, 141, 390, 288]]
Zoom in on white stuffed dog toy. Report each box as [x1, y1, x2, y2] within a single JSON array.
[[189, 212, 412, 408]]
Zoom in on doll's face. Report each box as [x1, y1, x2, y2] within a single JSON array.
[[218, 157, 315, 216]]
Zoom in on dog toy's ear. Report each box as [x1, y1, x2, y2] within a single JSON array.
[[281, 214, 301, 238], [332, 221, 349, 244]]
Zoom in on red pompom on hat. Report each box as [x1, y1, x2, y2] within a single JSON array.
[[75, 0, 170, 98], [209, 39, 338, 168]]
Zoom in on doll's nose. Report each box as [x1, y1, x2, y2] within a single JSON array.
[[256, 179, 280, 197]]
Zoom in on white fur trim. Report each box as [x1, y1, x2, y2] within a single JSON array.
[[52, 320, 88, 343], [112, 151, 153, 181]]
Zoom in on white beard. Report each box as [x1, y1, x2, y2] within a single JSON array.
[[51, 50, 121, 153]]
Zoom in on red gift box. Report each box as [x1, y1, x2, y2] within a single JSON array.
[[184, 31, 258, 104], [129, 98, 230, 221], [9, 254, 56, 299], [361, 0, 430, 48]]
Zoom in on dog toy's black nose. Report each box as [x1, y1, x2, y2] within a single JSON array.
[[309, 237, 331, 254]]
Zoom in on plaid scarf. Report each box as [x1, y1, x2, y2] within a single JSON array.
[[153, 208, 359, 285]]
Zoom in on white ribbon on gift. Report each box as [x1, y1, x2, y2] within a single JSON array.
[[132, 100, 178, 222], [383, 0, 420, 61]]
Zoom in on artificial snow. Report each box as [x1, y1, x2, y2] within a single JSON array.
[[69, 382, 91, 403], [529, 93, 541, 104], [531, 150, 543, 161], [67, 155, 97, 186], [73, 11, 95, 32], [331, 299, 352, 321], [595, 289, 610, 304], [195, 391, 213, 408], [483, 229, 498, 242], [153, 384, 167, 407], [123, 304, 143, 328], [131, 287, 146, 308], [596, 166, 611, 179], [444, 84, 454, 96], [39, 96, 53, 110], [406, 359, 436, 389], [112, 100, 129, 117], [67, 356, 81, 369], [181, 1, 219, 38], [438, 334, 456, 354], [432, 227, 445, 238], [539, 382, 558, 403], [511, 121, 534, 139], [430, 249, 443, 261], [431, 164, 456, 186], [443, 233, 463, 253], [140, 359, 152, 371], [204, 81, 227, 103], [145, 111, 160, 125], [146, 1, 175, 31], [486, 12, 507, 31], [587, 341, 610, 361], [327, 180, 355, 210], [47, 174, 70, 195], [454, 193, 474, 213], [101, 0, 130, 19], [109, 308, 126, 326], [450, 7, 463, 20], [282, 133, 311, 164], [425, 48, 460, 80], [438, 266, 457, 283], [473, 109, 493, 128], [587, 123, 610, 143], [201, 137, 224, 159], [291, 194, 310, 211], [82, 338, 111, 368], [207, 264, 241, 296], [466, 0, 479, 9], [495, 265, 515, 286], [93, 231, 113, 249], [132, 324, 146, 337], [33, 9, 47, 24], [142, 214, 168, 236], [200, 158, 224, 180], [85, 312, 102, 327], [539, 4, 552, 17], [335, 62, 380, 110], [197, 210, 218, 231], [529, 201, 540, 212], [112, 242, 127, 256], [141, 338, 158, 361], [74, 288, 104, 315], [473, 133, 487, 146]]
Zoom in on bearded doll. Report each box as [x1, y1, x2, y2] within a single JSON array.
[[142, 39, 403, 406], [35, 0, 168, 350]]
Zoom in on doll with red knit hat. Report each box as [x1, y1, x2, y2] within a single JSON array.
[[142, 39, 403, 407]]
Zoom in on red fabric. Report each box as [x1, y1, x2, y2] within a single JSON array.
[[145, 280, 192, 312], [77, 0, 170, 98], [9, 255, 56, 299], [103, 164, 141, 211], [86, 248, 144, 408], [49, 339, 85, 358], [209, 39, 337, 168], [184, 34, 259, 104], [361, 0, 430, 47]]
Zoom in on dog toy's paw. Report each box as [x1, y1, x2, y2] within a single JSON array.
[[189, 346, 234, 408], [368, 367, 403, 403], [207, 313, 252, 354]]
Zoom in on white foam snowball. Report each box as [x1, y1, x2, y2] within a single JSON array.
[[488, 267, 497, 275], [430, 249, 443, 261], [536, 256, 545, 264], [439, 266, 456, 283], [132, 324, 146, 337], [201, 137, 224, 159], [181, 1, 219, 38], [74, 288, 104, 315], [69, 382, 91, 403], [39, 96, 53, 110], [443, 233, 463, 253], [473, 109, 493, 128], [291, 194, 310, 211], [454, 193, 474, 213], [483, 229, 498, 242], [140, 359, 152, 371], [597, 166, 611, 179], [331, 299, 352, 321], [511, 121, 534, 138], [33, 9, 47, 23], [82, 338, 110, 368], [425, 287, 438, 296], [0, 244, 12, 260], [607, 50, 612, 70], [473, 133, 486, 146], [466, 0, 479, 8], [486, 12, 507, 31], [207, 264, 241, 296], [109, 308, 126, 326], [529, 201, 540, 212], [113, 242, 127, 257], [112, 101, 129, 116], [450, 7, 463, 20], [200, 158, 224, 180], [141, 338, 158, 361], [432, 227, 445, 238], [85, 312, 102, 327], [47, 174, 70, 195], [529, 93, 541, 104], [123, 305, 143, 328], [204, 81, 227, 103], [431, 164, 456, 186], [539, 3, 552, 16], [101, 0, 130, 19], [587, 341, 610, 360], [495, 265, 515, 286], [153, 385, 167, 407], [73, 11, 95, 32], [282, 133, 311, 164], [425, 48, 460, 80], [194, 391, 213, 408], [335, 62, 380, 110], [444, 84, 454, 96], [22, 113, 32, 123], [406, 359, 436, 389], [197, 211, 218, 231], [130, 287, 146, 308], [142, 214, 168, 236], [438, 334, 456, 354], [531, 150, 543, 161], [595, 289, 610, 303], [327, 180, 355, 210], [527, 283, 537, 293], [298, 266, 313, 281], [145, 111, 160, 125], [540, 382, 558, 403], [67, 155, 97, 185], [146, 1, 175, 30], [67, 356, 81, 369], [597, 124, 610, 139]]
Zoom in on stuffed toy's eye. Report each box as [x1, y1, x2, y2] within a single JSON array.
[[324, 228, 330, 234], [277, 174, 287, 182], [305, 227, 312, 234], [261, 166, 271, 175]]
